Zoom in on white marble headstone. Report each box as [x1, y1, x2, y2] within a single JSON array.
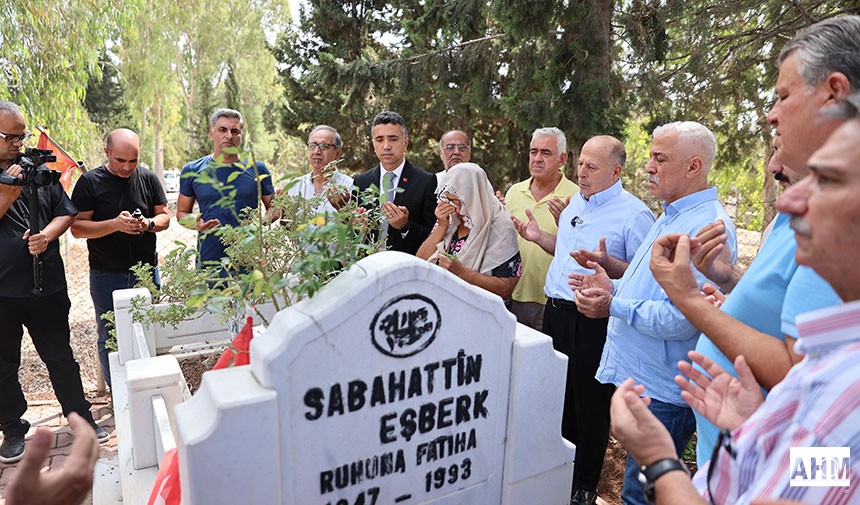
[[175, 251, 573, 505], [256, 251, 513, 504]]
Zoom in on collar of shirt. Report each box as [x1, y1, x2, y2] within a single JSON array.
[[379, 159, 407, 188], [794, 298, 856, 356], [517, 173, 571, 202], [578, 179, 623, 206], [661, 187, 718, 217]]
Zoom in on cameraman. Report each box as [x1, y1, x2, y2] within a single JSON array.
[[71, 128, 169, 390], [0, 101, 107, 464]]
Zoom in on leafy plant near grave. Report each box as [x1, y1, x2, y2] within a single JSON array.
[[104, 148, 388, 350]]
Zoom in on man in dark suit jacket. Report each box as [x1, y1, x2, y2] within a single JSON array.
[[353, 111, 437, 254]]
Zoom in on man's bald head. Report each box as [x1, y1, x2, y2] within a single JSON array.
[[106, 128, 140, 150], [0, 101, 27, 168], [104, 128, 141, 178], [577, 135, 626, 198]]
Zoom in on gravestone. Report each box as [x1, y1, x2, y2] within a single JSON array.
[[175, 251, 574, 504]]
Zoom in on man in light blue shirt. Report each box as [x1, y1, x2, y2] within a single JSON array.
[[514, 135, 654, 504], [688, 221, 839, 465], [571, 122, 737, 505]]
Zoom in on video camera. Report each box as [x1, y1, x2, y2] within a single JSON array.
[[0, 148, 60, 187]]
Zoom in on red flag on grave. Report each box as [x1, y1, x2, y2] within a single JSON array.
[[35, 128, 81, 192], [212, 316, 254, 369], [147, 448, 181, 505]]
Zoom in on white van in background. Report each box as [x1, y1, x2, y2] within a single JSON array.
[[163, 169, 180, 193]]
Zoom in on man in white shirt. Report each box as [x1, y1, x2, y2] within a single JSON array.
[[286, 125, 352, 215]]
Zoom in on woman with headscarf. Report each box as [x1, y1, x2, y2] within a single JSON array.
[[417, 163, 521, 300]]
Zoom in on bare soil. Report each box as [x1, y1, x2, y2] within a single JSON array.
[[598, 436, 627, 504], [179, 355, 211, 394]]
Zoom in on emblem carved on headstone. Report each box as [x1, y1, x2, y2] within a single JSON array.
[[371, 295, 441, 358]]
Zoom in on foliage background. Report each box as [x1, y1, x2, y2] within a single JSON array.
[[3, 0, 860, 227]]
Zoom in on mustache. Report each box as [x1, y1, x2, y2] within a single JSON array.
[[789, 215, 811, 237]]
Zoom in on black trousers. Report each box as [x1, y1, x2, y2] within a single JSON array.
[[0, 290, 92, 433], [543, 300, 615, 493]]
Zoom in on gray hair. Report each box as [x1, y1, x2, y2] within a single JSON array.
[[653, 121, 717, 171], [209, 108, 244, 128], [309, 124, 342, 148], [778, 15, 860, 92], [531, 127, 567, 159], [371, 111, 408, 137], [0, 101, 23, 117], [439, 130, 471, 147]]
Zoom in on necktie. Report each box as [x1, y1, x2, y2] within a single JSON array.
[[384, 171, 397, 203], [379, 171, 397, 245]]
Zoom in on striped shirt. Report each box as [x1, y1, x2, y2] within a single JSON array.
[[693, 299, 860, 504]]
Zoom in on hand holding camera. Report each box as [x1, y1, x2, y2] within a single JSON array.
[[0, 164, 24, 200], [116, 209, 147, 235], [0, 148, 59, 188]]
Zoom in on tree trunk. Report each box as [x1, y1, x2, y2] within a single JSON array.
[[152, 97, 165, 176]]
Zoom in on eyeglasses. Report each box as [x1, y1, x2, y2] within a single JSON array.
[[307, 142, 336, 151], [707, 429, 736, 505], [570, 216, 583, 228], [438, 193, 462, 206], [0, 131, 33, 144], [442, 144, 470, 152]]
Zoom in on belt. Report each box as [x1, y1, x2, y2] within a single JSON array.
[[547, 297, 577, 310]]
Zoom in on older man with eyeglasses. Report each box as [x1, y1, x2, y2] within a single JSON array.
[[436, 129, 497, 195], [284, 125, 353, 215], [436, 130, 472, 185]]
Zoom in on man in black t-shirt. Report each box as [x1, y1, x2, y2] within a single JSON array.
[[0, 101, 108, 464], [71, 129, 170, 389]]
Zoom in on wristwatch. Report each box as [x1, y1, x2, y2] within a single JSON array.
[[638, 458, 690, 503], [147, 218, 156, 231]]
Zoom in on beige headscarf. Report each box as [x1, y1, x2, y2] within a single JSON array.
[[431, 163, 520, 275]]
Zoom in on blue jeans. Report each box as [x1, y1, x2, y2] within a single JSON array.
[[90, 267, 160, 389], [621, 398, 696, 505]]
